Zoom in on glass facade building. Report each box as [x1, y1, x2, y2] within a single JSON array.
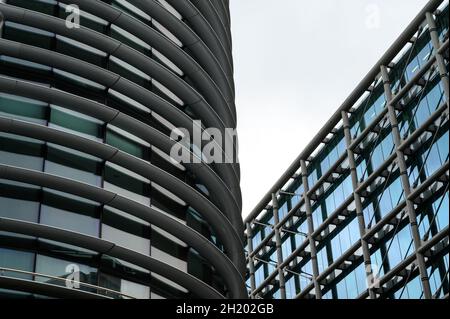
[[0, 0, 246, 299], [245, 0, 449, 299]]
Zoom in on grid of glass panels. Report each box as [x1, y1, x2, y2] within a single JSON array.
[[245, 3, 449, 299]]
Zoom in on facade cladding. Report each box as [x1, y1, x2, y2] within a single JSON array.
[[0, 0, 247, 299], [245, 0, 449, 299]]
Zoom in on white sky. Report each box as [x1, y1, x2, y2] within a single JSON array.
[[230, 0, 429, 218]]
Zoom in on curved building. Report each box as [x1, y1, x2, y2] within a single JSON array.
[[0, 0, 246, 299]]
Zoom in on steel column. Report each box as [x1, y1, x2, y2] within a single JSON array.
[[380, 65, 433, 299], [271, 192, 287, 299], [246, 222, 257, 298], [426, 12, 450, 104], [300, 160, 322, 298], [341, 110, 377, 299]]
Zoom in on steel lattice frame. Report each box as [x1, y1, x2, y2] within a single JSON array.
[[245, 0, 449, 299]]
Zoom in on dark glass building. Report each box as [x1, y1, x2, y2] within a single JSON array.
[[245, 0, 449, 299], [0, 0, 246, 299]]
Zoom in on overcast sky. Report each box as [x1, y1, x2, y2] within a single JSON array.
[[229, 0, 430, 218]]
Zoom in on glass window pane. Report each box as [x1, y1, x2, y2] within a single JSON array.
[[45, 144, 102, 187], [106, 128, 146, 159], [0, 93, 47, 124], [49, 105, 103, 141], [0, 248, 34, 280], [40, 190, 100, 237], [35, 254, 98, 290], [0, 133, 44, 170], [0, 196, 39, 223], [99, 272, 150, 299], [104, 163, 150, 205]]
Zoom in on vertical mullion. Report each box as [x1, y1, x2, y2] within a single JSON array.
[[300, 160, 322, 299], [271, 193, 286, 299], [380, 64, 432, 299], [245, 222, 257, 298], [425, 12, 450, 103], [342, 109, 377, 299]]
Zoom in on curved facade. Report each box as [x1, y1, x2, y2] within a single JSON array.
[[0, 0, 246, 299]]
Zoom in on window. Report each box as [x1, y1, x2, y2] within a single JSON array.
[[290, 183, 304, 208], [278, 202, 288, 221], [0, 197, 39, 223], [3, 21, 54, 50], [387, 225, 413, 270], [330, 218, 359, 262], [319, 136, 346, 176], [54, 69, 106, 92], [0, 133, 44, 171], [285, 275, 297, 298], [110, 24, 151, 55], [294, 218, 308, 248], [324, 174, 353, 214], [311, 206, 323, 229], [432, 191, 449, 234], [99, 272, 150, 299], [56, 35, 107, 67], [152, 19, 182, 47], [152, 79, 184, 106], [0, 248, 34, 280], [281, 236, 292, 259], [108, 56, 151, 88], [104, 162, 151, 206], [377, 177, 404, 219], [57, 3, 108, 33], [49, 105, 103, 141], [151, 246, 187, 273], [365, 94, 386, 126], [393, 275, 423, 299], [423, 132, 449, 179], [356, 159, 367, 182], [371, 133, 394, 172], [7, 0, 57, 15], [428, 260, 449, 299], [112, 0, 151, 23], [251, 229, 263, 250], [106, 127, 148, 159], [254, 263, 265, 288], [405, 39, 433, 82], [308, 168, 318, 188], [0, 93, 47, 124], [101, 207, 150, 256], [316, 246, 328, 274], [35, 254, 98, 290], [45, 144, 102, 187], [40, 190, 100, 237], [267, 250, 277, 276], [299, 260, 313, 288], [335, 262, 366, 299], [370, 249, 386, 277], [152, 49, 183, 76]]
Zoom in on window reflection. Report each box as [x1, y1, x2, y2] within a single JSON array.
[[45, 144, 102, 187], [101, 207, 151, 257], [40, 190, 100, 237], [35, 254, 98, 292], [104, 162, 151, 206], [0, 133, 44, 171], [0, 248, 34, 280], [0, 93, 47, 125], [99, 272, 150, 299], [49, 105, 104, 141]]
